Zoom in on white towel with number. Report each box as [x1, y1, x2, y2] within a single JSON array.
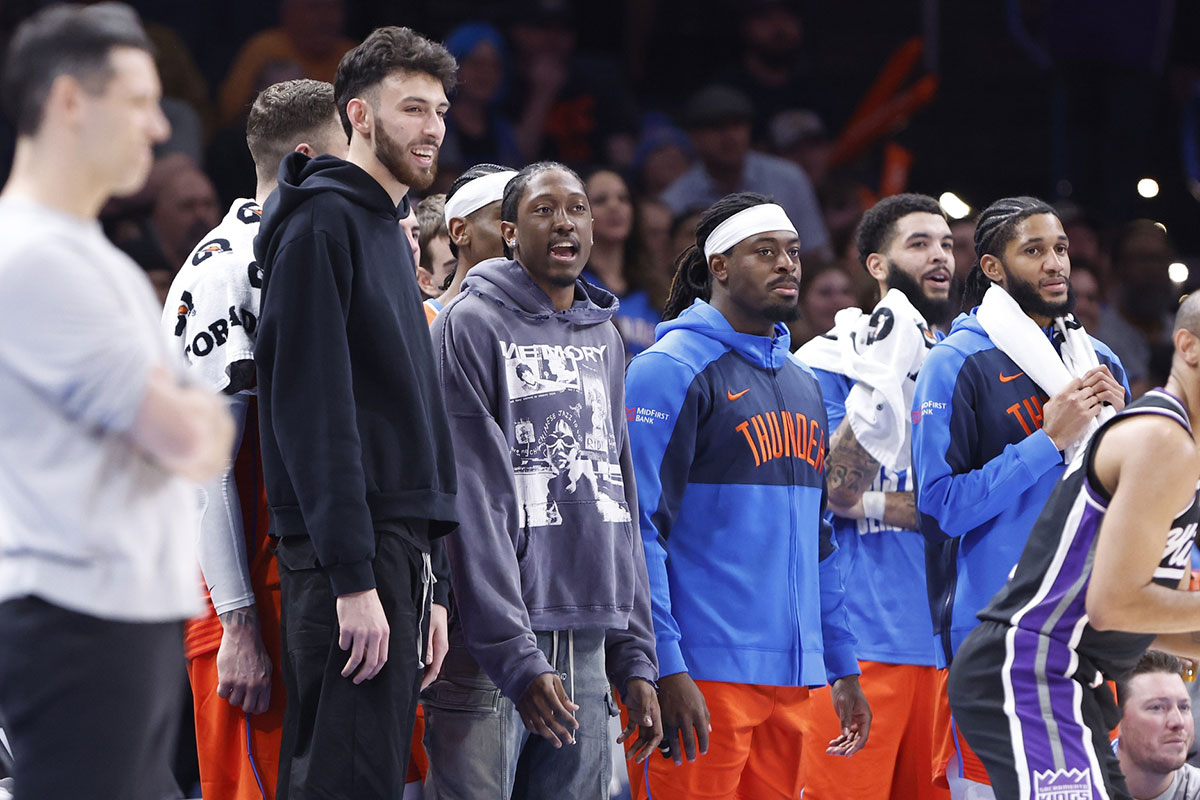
[[796, 288, 936, 471], [974, 283, 1114, 462]]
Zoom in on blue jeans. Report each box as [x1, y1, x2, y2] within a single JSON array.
[[422, 629, 616, 800]]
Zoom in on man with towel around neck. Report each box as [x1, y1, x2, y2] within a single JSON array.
[[911, 196, 1129, 799], [795, 193, 955, 799]]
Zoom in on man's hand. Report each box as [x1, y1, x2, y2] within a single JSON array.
[[1080, 365, 1125, 413], [215, 606, 272, 714], [421, 602, 448, 690], [517, 672, 579, 747], [826, 675, 871, 757], [656, 672, 711, 765], [335, 588, 389, 684], [1043, 375, 1103, 451], [618, 679, 663, 764]]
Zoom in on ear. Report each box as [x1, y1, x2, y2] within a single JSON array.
[[45, 73, 85, 128], [345, 97, 372, 138], [864, 251, 889, 283], [500, 220, 517, 253], [447, 216, 469, 247], [293, 142, 315, 157], [708, 253, 729, 285], [415, 265, 435, 296], [1174, 327, 1200, 368], [980, 253, 1005, 286]]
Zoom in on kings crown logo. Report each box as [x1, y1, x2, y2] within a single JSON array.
[[1033, 768, 1093, 800]]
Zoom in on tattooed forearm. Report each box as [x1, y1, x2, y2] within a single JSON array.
[[218, 605, 261, 631], [826, 423, 882, 507], [883, 491, 919, 530]]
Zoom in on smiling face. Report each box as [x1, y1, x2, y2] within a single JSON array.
[[370, 70, 448, 191], [586, 170, 633, 245], [1120, 671, 1193, 775], [875, 211, 954, 322], [502, 167, 594, 296]]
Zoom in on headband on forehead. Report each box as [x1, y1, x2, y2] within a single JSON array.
[[702, 203, 798, 260], [444, 170, 518, 225]]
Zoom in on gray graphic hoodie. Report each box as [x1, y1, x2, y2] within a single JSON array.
[[431, 257, 658, 702]]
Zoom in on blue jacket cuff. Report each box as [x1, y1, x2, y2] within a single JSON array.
[[823, 642, 861, 685], [656, 638, 689, 678]]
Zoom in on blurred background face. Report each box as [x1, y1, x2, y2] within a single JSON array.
[[458, 39, 504, 104], [690, 121, 751, 173], [638, 200, 673, 272], [586, 170, 633, 245], [802, 266, 855, 335], [1070, 268, 1103, 331], [950, 218, 977, 282], [280, 0, 345, 57], [741, 5, 803, 63]]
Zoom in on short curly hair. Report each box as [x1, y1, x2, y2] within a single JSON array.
[[334, 26, 458, 140], [854, 193, 946, 273], [246, 79, 338, 180]]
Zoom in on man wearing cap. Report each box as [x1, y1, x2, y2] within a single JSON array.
[[626, 191, 869, 799], [660, 83, 831, 262]]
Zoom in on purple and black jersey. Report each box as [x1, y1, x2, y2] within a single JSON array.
[[949, 389, 1199, 800]]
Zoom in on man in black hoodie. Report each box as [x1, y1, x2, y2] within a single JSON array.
[[253, 26, 458, 799]]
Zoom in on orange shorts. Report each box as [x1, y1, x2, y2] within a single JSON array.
[[932, 667, 991, 787], [408, 704, 427, 783], [799, 661, 948, 800], [186, 584, 284, 800], [628, 680, 810, 800]]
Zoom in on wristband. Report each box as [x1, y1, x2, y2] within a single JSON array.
[[861, 491, 886, 521]]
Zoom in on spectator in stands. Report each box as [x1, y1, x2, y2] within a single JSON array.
[[793, 260, 856, 345], [1116, 650, 1200, 800], [506, 1, 639, 167], [147, 153, 221, 268], [661, 83, 831, 260], [1070, 263, 1105, 333], [1095, 218, 1178, 394], [439, 23, 521, 175], [217, 0, 354, 127], [769, 108, 831, 193], [583, 168, 663, 359], [631, 114, 694, 198]]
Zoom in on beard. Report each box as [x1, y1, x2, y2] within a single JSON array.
[[375, 122, 438, 191], [886, 261, 954, 325], [1002, 263, 1075, 320]]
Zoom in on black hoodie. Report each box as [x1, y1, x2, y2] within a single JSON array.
[[254, 153, 457, 596]]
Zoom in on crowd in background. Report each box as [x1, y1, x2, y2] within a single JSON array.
[[0, 0, 1197, 396]]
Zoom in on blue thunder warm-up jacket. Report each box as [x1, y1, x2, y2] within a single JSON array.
[[625, 300, 858, 687], [911, 310, 1128, 666]]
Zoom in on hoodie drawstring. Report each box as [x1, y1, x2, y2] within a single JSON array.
[[549, 630, 575, 703]]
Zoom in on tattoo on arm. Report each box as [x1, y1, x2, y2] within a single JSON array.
[[218, 605, 261, 631], [883, 492, 919, 530], [827, 424, 882, 504]]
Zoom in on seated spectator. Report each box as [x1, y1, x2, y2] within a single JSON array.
[[769, 108, 831, 192], [637, 198, 676, 292], [146, 154, 221, 269], [631, 113, 694, 198], [1116, 650, 1200, 800], [217, 0, 354, 127], [439, 23, 521, 175], [793, 260, 856, 345], [1070, 262, 1105, 333], [1094, 219, 1178, 393], [661, 83, 831, 260]]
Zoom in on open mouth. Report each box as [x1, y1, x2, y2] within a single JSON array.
[[549, 242, 579, 263], [410, 145, 436, 167], [924, 269, 951, 287]]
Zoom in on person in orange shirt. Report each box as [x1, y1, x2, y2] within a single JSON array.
[[217, 0, 355, 127], [163, 78, 346, 800]]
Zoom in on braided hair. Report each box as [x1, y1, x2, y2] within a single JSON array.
[[962, 196, 1057, 308], [499, 161, 584, 260], [662, 192, 772, 321]]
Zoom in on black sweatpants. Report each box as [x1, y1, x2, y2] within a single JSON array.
[[0, 596, 184, 800], [275, 528, 430, 800]]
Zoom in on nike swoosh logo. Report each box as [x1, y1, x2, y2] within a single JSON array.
[[999, 371, 1025, 383], [727, 388, 750, 401]]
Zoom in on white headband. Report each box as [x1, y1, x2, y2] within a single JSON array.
[[702, 203, 798, 260], [443, 170, 518, 224]]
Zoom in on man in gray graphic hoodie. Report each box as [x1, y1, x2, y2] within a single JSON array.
[[425, 162, 662, 799]]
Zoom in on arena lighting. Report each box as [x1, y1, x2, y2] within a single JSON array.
[[1169, 262, 1189, 283], [1137, 178, 1160, 198], [939, 192, 971, 220]]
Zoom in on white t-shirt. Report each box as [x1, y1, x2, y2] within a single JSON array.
[[162, 198, 262, 392], [0, 196, 201, 621], [1155, 763, 1200, 800]]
